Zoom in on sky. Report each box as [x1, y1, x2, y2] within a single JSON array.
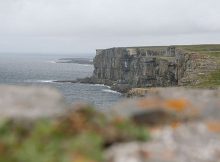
[[0, 0, 220, 55]]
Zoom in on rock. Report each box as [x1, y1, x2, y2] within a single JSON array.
[[105, 88, 220, 162], [57, 58, 93, 64], [111, 84, 132, 93], [109, 88, 220, 125], [93, 47, 178, 88], [126, 88, 159, 97], [105, 122, 220, 162], [0, 85, 70, 121]]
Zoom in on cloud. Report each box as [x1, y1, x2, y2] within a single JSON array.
[[0, 0, 220, 53]]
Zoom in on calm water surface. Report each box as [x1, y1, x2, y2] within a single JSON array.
[[0, 54, 122, 109]]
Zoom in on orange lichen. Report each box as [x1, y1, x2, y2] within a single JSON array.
[[207, 121, 220, 133], [171, 121, 181, 129], [164, 99, 189, 112], [137, 98, 190, 112], [137, 98, 159, 108]]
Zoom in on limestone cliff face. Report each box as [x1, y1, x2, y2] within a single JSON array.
[[93, 46, 217, 88]]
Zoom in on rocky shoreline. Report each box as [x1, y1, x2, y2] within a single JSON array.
[[54, 77, 132, 94]]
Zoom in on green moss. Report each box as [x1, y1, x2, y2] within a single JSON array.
[[68, 132, 104, 161], [114, 119, 150, 141], [0, 107, 150, 162]]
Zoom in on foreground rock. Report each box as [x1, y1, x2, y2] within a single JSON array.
[[0, 85, 148, 162], [105, 122, 220, 162], [0, 85, 220, 162], [105, 88, 220, 162], [110, 88, 220, 123], [0, 85, 69, 120]]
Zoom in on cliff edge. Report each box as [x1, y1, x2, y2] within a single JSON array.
[[92, 45, 220, 92]]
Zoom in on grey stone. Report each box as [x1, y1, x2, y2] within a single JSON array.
[[105, 122, 220, 162], [109, 88, 220, 123], [0, 85, 69, 121], [105, 88, 220, 162]]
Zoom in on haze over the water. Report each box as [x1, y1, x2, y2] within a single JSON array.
[[0, 0, 220, 55]]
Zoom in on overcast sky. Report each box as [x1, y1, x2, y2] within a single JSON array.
[[0, 0, 220, 55]]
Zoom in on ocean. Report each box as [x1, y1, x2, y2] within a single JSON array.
[[0, 53, 122, 109]]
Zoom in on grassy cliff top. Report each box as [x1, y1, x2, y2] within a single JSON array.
[[175, 44, 220, 88], [105, 44, 220, 54], [177, 44, 220, 58]]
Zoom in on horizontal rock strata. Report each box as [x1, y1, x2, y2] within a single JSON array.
[[92, 46, 218, 91]]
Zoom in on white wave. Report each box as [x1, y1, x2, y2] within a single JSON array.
[[90, 84, 111, 89], [82, 64, 93, 66], [25, 80, 56, 83], [47, 60, 57, 64], [102, 89, 121, 94], [89, 84, 105, 87], [38, 80, 56, 83]]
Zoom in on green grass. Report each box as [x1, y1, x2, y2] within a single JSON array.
[[177, 44, 220, 88], [199, 51, 220, 57], [0, 107, 150, 162], [196, 69, 220, 88], [177, 44, 220, 52], [177, 44, 220, 58]]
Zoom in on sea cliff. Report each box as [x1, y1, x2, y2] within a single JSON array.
[[91, 45, 219, 92]]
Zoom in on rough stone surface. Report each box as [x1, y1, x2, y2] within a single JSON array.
[[93, 46, 218, 90], [0, 85, 220, 161], [0, 85, 69, 120], [105, 88, 220, 162], [105, 122, 220, 162], [93, 47, 177, 88], [110, 88, 220, 123]]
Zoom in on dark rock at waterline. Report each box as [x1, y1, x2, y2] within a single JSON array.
[[111, 84, 132, 93], [53, 77, 97, 84], [57, 58, 93, 64]]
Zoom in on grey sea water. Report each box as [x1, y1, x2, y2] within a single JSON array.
[[0, 53, 122, 108]]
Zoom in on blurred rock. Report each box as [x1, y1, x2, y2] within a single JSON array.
[[105, 122, 220, 162], [1, 85, 220, 162], [110, 88, 220, 126], [0, 85, 69, 121], [106, 88, 220, 162]]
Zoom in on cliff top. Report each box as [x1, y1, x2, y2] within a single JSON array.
[[97, 44, 220, 53]]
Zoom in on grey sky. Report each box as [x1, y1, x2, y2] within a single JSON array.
[[0, 0, 220, 54]]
